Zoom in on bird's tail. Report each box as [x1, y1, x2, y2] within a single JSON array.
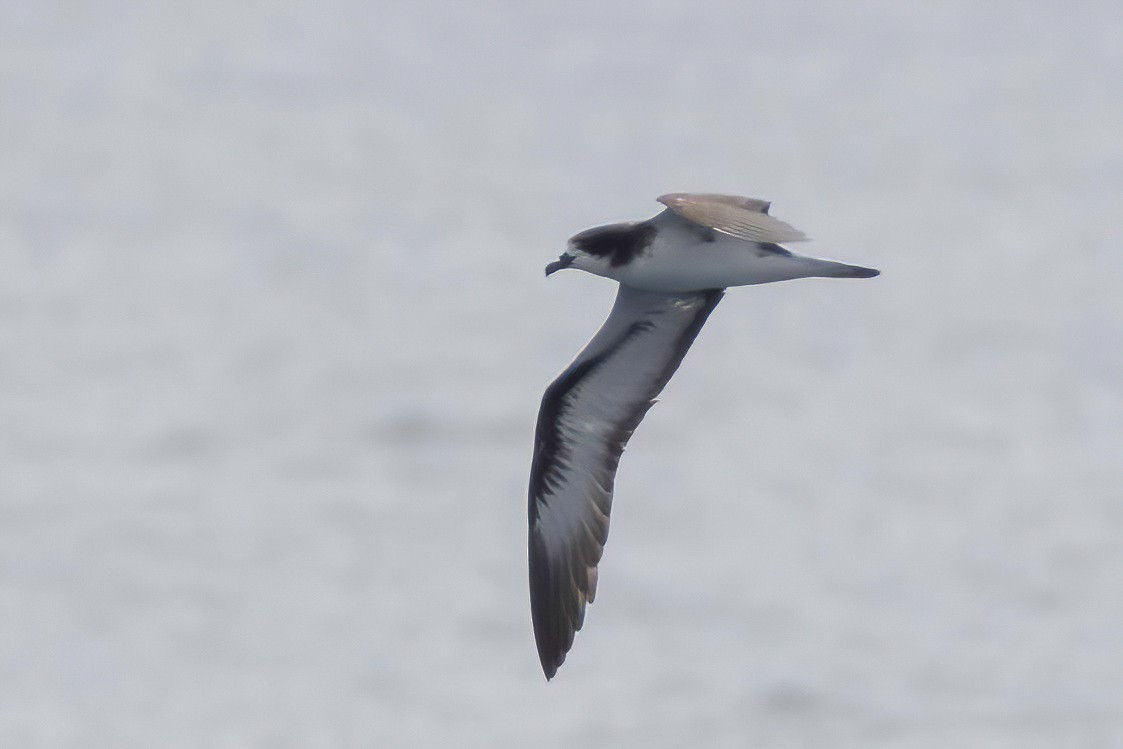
[[812, 259, 880, 279]]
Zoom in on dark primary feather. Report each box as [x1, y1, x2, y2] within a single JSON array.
[[528, 286, 723, 678]]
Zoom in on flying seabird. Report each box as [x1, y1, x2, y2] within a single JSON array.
[[528, 193, 879, 679]]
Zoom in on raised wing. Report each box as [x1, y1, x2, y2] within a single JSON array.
[[657, 192, 808, 244], [529, 285, 723, 678]]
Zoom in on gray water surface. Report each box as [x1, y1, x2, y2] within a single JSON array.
[[2, 2, 1122, 746]]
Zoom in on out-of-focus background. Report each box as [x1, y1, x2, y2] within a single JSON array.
[[2, 1, 1122, 746]]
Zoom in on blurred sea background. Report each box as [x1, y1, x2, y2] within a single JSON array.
[[2, 1, 1122, 746]]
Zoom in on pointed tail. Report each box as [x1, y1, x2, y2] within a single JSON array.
[[814, 260, 880, 279]]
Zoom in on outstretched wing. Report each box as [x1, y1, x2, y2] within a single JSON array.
[[528, 285, 724, 678], [657, 192, 808, 244]]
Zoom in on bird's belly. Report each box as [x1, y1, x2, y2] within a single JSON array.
[[614, 244, 817, 293]]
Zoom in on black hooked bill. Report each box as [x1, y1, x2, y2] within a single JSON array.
[[545, 253, 574, 276]]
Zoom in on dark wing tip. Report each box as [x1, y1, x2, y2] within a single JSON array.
[[529, 530, 587, 680], [844, 265, 880, 278]]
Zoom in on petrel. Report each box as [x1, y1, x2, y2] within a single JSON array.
[[528, 193, 879, 679]]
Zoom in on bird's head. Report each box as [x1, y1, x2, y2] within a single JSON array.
[[545, 221, 654, 280], [544, 237, 609, 279]]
